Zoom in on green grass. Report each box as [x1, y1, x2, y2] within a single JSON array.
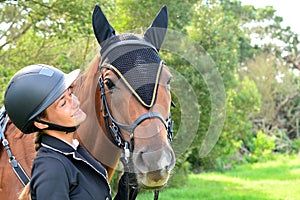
[[136, 155, 300, 200]]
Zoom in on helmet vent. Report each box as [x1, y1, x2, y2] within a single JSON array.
[[39, 67, 54, 77]]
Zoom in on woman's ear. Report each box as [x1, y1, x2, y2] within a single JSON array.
[[34, 121, 49, 130]]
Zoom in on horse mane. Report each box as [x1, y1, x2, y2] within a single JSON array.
[[73, 53, 102, 143], [75, 54, 101, 96], [74, 54, 121, 179]]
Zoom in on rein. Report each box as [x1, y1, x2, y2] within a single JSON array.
[[98, 70, 174, 200], [0, 106, 30, 186]]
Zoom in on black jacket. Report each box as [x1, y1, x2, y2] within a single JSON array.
[[30, 134, 112, 200]]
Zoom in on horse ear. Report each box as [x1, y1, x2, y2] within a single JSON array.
[[144, 5, 168, 51], [92, 5, 115, 45]]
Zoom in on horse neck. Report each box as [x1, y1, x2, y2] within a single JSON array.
[[0, 123, 35, 199], [1, 124, 36, 167]]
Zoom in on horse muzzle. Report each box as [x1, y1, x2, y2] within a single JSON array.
[[132, 143, 175, 189]]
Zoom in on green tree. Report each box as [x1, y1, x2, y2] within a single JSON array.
[[2, 0, 300, 178], [112, 0, 198, 32], [182, 0, 300, 171], [184, 0, 246, 171], [241, 53, 300, 154], [0, 0, 112, 102]]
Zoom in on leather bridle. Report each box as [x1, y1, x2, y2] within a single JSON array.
[[0, 107, 30, 186], [98, 73, 174, 155], [98, 65, 174, 200]]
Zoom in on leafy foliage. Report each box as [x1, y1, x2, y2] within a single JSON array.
[[1, 0, 300, 186], [0, 0, 109, 101]]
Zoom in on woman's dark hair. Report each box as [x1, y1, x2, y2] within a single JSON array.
[[34, 110, 47, 151], [18, 109, 47, 200]]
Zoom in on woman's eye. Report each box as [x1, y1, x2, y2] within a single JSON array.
[[105, 79, 115, 90], [61, 101, 66, 107]]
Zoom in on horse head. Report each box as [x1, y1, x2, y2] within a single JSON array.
[[92, 5, 175, 189]]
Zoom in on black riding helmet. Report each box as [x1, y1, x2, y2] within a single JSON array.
[[4, 64, 80, 134]]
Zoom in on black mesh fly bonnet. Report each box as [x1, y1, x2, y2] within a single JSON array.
[[99, 34, 163, 108], [92, 4, 168, 108]]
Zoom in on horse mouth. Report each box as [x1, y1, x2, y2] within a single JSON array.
[[139, 183, 166, 190], [136, 169, 170, 189]]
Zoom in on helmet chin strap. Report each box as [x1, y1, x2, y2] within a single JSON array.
[[35, 118, 79, 134]]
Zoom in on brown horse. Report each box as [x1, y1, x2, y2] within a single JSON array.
[[0, 5, 175, 199]]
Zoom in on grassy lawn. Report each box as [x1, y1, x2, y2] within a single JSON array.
[[137, 155, 300, 200]]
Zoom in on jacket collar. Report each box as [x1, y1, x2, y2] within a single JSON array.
[[40, 134, 110, 182], [40, 134, 76, 153]]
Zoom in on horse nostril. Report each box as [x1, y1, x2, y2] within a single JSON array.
[[167, 150, 176, 171], [134, 149, 148, 173]]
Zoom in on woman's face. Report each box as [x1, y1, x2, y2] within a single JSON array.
[[43, 87, 86, 127]]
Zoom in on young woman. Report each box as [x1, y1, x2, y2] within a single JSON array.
[[4, 64, 137, 200]]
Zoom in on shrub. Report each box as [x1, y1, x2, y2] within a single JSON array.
[[246, 130, 276, 163]]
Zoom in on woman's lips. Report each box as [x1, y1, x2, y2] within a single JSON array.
[[72, 109, 82, 117]]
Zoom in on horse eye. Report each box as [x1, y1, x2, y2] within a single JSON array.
[[105, 79, 115, 90], [166, 77, 172, 90], [167, 78, 172, 85]]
